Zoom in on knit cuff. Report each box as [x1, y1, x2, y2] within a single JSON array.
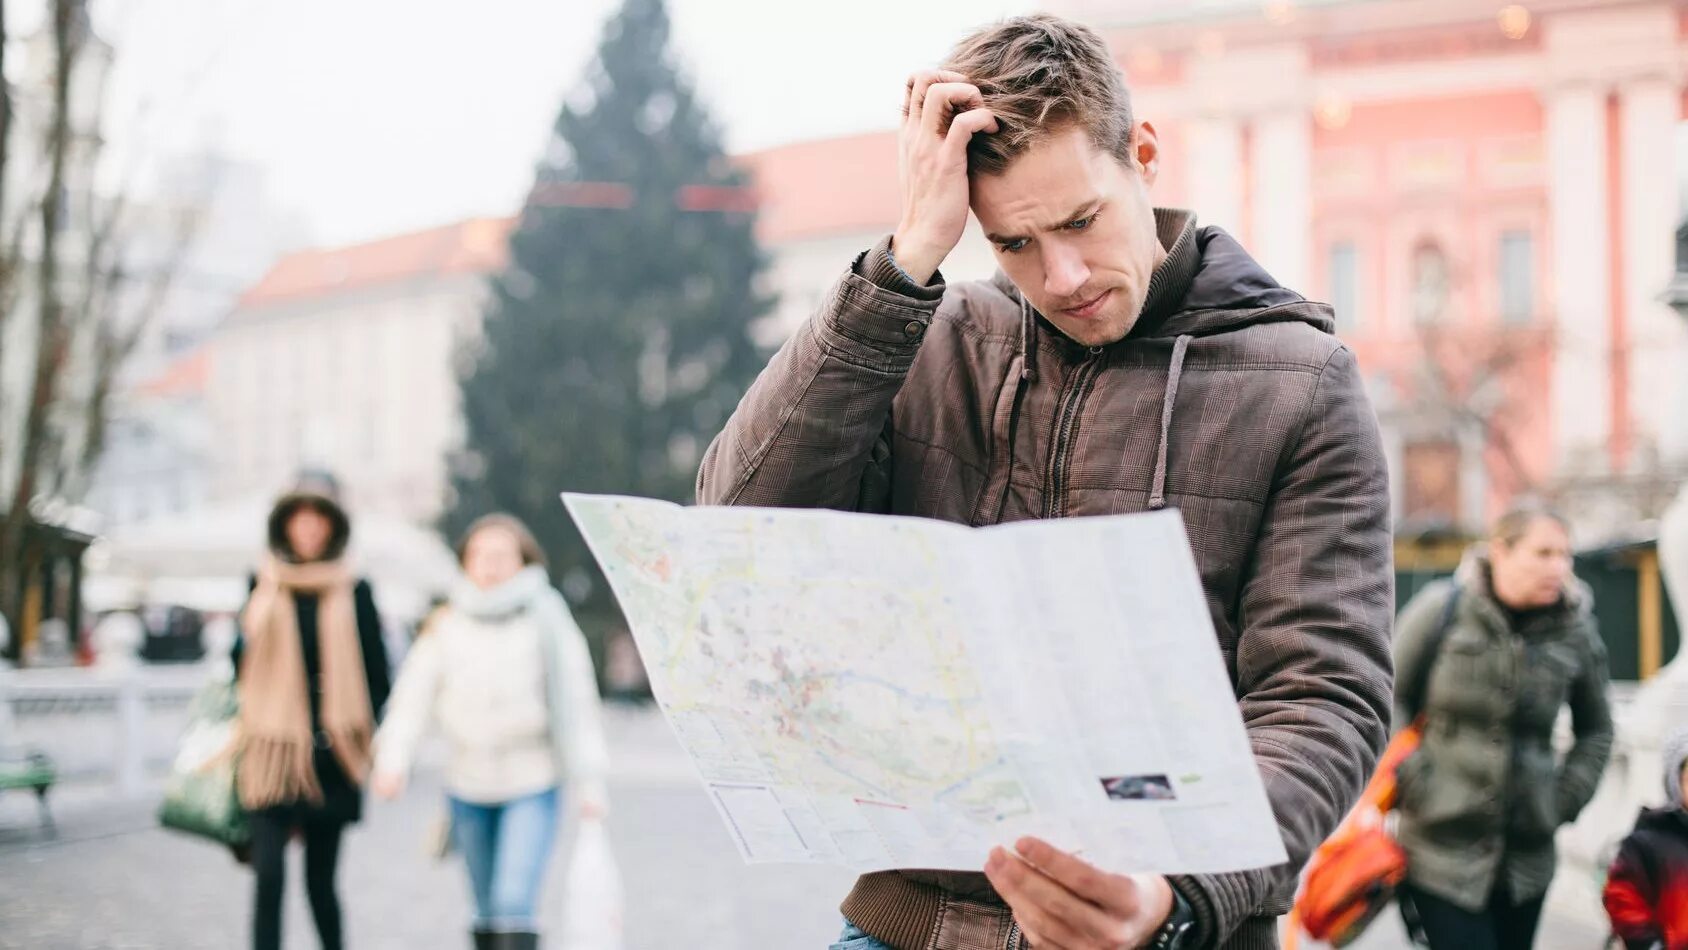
[[858, 235, 945, 302], [1169, 872, 1245, 948]]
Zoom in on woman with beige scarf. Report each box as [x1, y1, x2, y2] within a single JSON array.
[[233, 471, 391, 950]]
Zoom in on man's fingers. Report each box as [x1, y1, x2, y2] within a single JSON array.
[[986, 846, 1118, 947], [943, 107, 999, 158], [1015, 837, 1142, 919], [905, 69, 967, 119], [921, 82, 984, 136]]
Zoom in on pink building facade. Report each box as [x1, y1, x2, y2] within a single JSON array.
[[746, 0, 1688, 539]]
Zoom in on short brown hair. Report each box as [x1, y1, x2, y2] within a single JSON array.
[[941, 15, 1135, 176], [456, 513, 548, 568], [1490, 502, 1569, 547]]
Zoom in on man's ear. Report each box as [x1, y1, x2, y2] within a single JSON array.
[[1134, 120, 1160, 187]]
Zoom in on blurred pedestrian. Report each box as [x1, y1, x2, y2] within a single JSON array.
[[233, 470, 391, 950], [372, 513, 609, 950], [1604, 726, 1688, 949], [1392, 504, 1614, 949]]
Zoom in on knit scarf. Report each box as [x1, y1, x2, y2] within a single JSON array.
[[450, 564, 550, 620], [236, 557, 373, 809]]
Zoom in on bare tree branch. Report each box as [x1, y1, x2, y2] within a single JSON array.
[[0, 0, 13, 481], [0, 0, 11, 253], [1409, 317, 1543, 505], [1, 0, 82, 635], [76, 201, 201, 484], [0, 3, 216, 658]]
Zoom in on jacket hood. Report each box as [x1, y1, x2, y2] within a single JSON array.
[[267, 468, 351, 563], [1665, 725, 1688, 809], [1146, 222, 1333, 338]]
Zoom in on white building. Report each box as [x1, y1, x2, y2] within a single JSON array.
[[119, 154, 310, 384], [84, 349, 211, 527], [206, 217, 511, 524]]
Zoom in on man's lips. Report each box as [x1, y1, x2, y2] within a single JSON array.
[[1060, 288, 1113, 320]]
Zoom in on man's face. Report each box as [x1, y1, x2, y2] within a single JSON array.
[[969, 124, 1166, 348]]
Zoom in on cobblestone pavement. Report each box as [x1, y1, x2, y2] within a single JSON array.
[[0, 704, 1612, 949]]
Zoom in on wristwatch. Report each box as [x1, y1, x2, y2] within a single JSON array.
[[1145, 886, 1196, 949]]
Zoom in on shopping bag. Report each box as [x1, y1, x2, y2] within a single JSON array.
[[425, 806, 454, 861], [560, 818, 624, 950], [157, 677, 249, 848]]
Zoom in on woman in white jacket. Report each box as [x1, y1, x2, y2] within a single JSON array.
[[373, 514, 607, 950]]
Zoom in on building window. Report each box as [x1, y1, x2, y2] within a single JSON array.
[[1401, 438, 1462, 525], [1328, 241, 1361, 331], [1498, 229, 1534, 324], [1411, 241, 1452, 325]]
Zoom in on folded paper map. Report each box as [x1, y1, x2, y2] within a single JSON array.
[[565, 494, 1288, 875]]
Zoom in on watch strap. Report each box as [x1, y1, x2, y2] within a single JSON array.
[[1147, 885, 1196, 949]]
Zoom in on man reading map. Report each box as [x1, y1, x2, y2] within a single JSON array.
[[690, 14, 1394, 950]]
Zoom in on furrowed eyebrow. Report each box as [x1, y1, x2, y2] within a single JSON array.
[[985, 200, 1101, 245]]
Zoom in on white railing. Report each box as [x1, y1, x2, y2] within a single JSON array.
[[0, 662, 215, 796]]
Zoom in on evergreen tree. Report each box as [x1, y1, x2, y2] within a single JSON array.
[[448, 0, 769, 647]]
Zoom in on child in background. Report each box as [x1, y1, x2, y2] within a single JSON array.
[[1606, 727, 1688, 950]]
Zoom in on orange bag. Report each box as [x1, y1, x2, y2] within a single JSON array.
[[1286, 587, 1462, 948], [1286, 725, 1422, 947]]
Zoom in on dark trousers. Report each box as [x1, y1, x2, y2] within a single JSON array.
[[250, 812, 346, 950], [1402, 882, 1547, 950]]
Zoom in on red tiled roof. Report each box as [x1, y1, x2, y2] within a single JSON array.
[[739, 130, 900, 244], [136, 348, 209, 398], [238, 217, 514, 309]]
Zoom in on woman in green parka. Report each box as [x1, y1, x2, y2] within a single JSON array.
[[1392, 504, 1614, 950]]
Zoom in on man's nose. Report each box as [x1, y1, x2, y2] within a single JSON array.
[[1044, 245, 1090, 300]]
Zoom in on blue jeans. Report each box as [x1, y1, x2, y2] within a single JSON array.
[[447, 786, 562, 929], [830, 919, 894, 949]]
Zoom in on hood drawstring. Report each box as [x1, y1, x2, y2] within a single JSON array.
[[973, 298, 1037, 524], [1018, 296, 1037, 383], [1147, 334, 1192, 511], [974, 298, 1038, 524]]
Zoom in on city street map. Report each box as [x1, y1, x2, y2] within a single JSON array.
[[565, 494, 1288, 875]]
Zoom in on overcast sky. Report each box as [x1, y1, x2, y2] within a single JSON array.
[[45, 0, 1029, 247]]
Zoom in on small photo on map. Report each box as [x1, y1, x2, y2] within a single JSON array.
[[1100, 774, 1176, 801]]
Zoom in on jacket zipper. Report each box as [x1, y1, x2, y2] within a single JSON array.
[[1006, 920, 1020, 949], [1042, 347, 1106, 518]]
